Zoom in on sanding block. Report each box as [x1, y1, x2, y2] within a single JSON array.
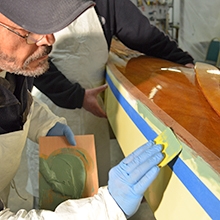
[[154, 127, 182, 167]]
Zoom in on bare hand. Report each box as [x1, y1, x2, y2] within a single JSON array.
[[82, 84, 108, 118], [185, 63, 195, 68]]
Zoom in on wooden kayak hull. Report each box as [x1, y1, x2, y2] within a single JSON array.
[[105, 52, 220, 219]]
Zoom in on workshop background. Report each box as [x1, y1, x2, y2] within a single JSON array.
[[8, 0, 220, 219], [132, 0, 220, 63]]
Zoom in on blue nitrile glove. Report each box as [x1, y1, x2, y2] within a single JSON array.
[[108, 140, 164, 218], [46, 122, 76, 146]]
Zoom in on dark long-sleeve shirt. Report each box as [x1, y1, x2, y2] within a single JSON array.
[[0, 73, 33, 134], [34, 0, 194, 109]]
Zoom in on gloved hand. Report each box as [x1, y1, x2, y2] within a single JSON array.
[[108, 140, 164, 218], [46, 122, 76, 146]]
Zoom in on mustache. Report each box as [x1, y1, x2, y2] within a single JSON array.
[[24, 46, 52, 65], [45, 46, 52, 55], [35, 46, 52, 59]]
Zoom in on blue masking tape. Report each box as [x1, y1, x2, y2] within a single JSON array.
[[106, 73, 157, 140]]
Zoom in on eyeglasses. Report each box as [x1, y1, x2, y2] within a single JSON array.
[[0, 22, 44, 45]]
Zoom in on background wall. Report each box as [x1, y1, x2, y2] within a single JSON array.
[[131, 0, 220, 62], [178, 0, 220, 61]]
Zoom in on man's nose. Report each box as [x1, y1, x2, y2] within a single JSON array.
[[36, 34, 55, 46]]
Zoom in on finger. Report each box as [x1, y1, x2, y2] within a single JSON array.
[[120, 142, 162, 173], [94, 84, 108, 95], [133, 165, 160, 195], [64, 126, 76, 146], [89, 101, 107, 118], [127, 151, 163, 185], [185, 63, 194, 68], [95, 109, 107, 118], [94, 106, 107, 118], [122, 141, 155, 164]]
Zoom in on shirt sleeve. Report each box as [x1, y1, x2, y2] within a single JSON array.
[[34, 60, 85, 109], [0, 187, 126, 220], [110, 0, 194, 65]]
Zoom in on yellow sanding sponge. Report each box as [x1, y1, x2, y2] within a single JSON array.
[[154, 127, 182, 167]]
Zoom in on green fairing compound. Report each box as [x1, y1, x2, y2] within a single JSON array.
[[39, 150, 86, 210]]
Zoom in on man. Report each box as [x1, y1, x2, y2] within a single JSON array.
[[0, 0, 164, 219], [31, 0, 195, 191]]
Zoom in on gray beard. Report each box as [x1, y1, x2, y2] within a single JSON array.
[[13, 59, 50, 77], [0, 46, 52, 77]]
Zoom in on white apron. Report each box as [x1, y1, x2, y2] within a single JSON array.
[[27, 7, 110, 197], [0, 101, 32, 205], [0, 71, 30, 205]]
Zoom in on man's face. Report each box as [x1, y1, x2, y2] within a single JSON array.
[[0, 13, 54, 77]]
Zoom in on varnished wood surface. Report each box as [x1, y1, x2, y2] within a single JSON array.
[[109, 40, 220, 172], [195, 62, 220, 117]]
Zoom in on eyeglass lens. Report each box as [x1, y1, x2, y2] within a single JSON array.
[[27, 33, 44, 44]]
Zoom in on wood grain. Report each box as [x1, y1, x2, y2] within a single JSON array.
[[195, 62, 220, 117]]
